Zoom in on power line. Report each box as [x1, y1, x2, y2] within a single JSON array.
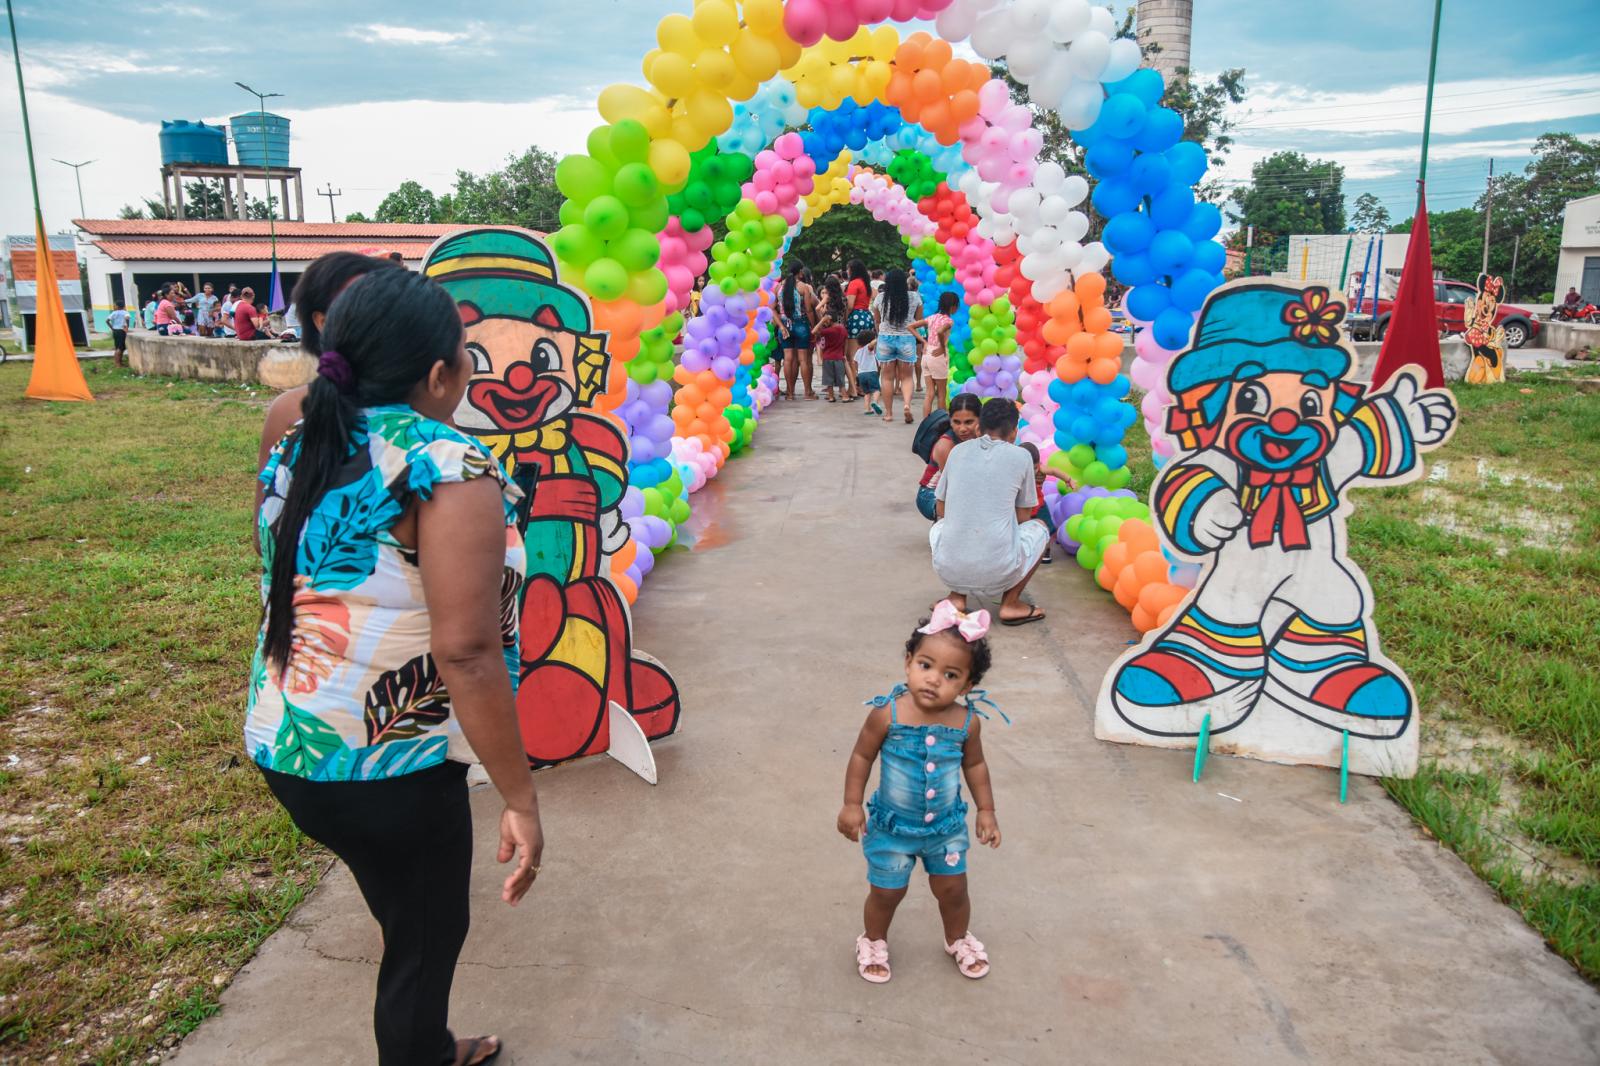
[[1234, 75, 1600, 119], [1234, 92, 1600, 130]]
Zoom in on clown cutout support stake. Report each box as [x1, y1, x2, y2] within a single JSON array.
[[424, 228, 680, 781], [1096, 280, 1458, 779]]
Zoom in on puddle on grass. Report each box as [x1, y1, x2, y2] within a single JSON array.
[[1419, 457, 1574, 554]]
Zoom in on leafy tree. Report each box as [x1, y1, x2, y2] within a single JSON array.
[[1349, 192, 1392, 233], [1390, 207, 1482, 280], [344, 211, 372, 223], [374, 180, 441, 224], [119, 181, 270, 221], [784, 204, 909, 277], [1227, 151, 1346, 245]]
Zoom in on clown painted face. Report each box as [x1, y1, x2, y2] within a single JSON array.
[[452, 307, 604, 437], [1219, 371, 1338, 473]]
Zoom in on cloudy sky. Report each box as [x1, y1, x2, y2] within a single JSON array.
[[2, 0, 1597, 237]]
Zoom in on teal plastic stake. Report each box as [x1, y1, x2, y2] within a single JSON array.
[[1192, 713, 1211, 783], [1339, 730, 1350, 804]]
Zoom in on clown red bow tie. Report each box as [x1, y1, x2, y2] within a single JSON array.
[[1244, 465, 1319, 550]]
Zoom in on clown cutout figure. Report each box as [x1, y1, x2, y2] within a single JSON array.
[[424, 228, 679, 771], [1096, 280, 1457, 777]]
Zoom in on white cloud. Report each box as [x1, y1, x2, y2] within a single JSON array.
[[352, 24, 471, 46]]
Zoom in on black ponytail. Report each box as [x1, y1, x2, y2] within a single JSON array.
[[290, 250, 403, 356], [261, 267, 464, 674], [884, 268, 909, 327], [847, 258, 868, 285], [782, 259, 804, 320]]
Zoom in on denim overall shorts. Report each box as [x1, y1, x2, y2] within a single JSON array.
[[862, 684, 976, 889]]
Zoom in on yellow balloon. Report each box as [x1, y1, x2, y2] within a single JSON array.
[[793, 51, 827, 83], [656, 13, 700, 57], [742, 0, 783, 33], [648, 138, 692, 192], [649, 51, 696, 98], [859, 59, 892, 101], [669, 112, 708, 153], [870, 25, 899, 61], [693, 47, 736, 87], [827, 64, 855, 103], [725, 71, 760, 102], [730, 33, 780, 83], [691, 0, 740, 47], [684, 89, 732, 140], [599, 84, 671, 139], [794, 80, 824, 110], [773, 32, 803, 70]]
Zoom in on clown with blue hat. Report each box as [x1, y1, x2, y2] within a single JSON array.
[[1100, 279, 1458, 763]]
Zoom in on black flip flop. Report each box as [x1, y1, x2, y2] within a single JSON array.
[[1000, 607, 1046, 627], [455, 1036, 502, 1066]]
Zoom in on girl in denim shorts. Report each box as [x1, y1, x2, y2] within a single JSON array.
[[837, 601, 1003, 983]]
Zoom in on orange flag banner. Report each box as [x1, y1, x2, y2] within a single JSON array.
[[23, 219, 93, 402]]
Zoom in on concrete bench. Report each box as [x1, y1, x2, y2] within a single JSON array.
[[127, 332, 315, 389]]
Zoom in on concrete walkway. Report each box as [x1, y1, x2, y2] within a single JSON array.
[[176, 397, 1600, 1065]]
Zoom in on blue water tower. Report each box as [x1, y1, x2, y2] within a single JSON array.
[[159, 120, 229, 166], [230, 111, 291, 168]]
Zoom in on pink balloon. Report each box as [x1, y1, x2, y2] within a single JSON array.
[[755, 190, 779, 214], [783, 0, 827, 46], [977, 79, 1010, 119]]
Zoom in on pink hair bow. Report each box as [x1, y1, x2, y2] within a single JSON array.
[[920, 599, 991, 642]]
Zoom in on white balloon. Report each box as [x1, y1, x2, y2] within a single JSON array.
[[1057, 79, 1103, 128], [1102, 36, 1142, 82], [1007, 36, 1053, 81], [1032, 226, 1063, 253], [1052, 242, 1084, 270], [1088, 5, 1116, 35], [1020, 253, 1052, 282], [1008, 186, 1042, 221], [1059, 174, 1089, 208], [1038, 194, 1071, 225], [1032, 274, 1071, 303], [1047, 0, 1092, 41], [1015, 230, 1038, 256], [1079, 241, 1110, 273], [1033, 160, 1066, 195], [935, 3, 978, 42], [1010, 0, 1052, 33], [1028, 53, 1076, 107], [1068, 30, 1111, 79], [970, 10, 1015, 60], [1059, 211, 1090, 243]]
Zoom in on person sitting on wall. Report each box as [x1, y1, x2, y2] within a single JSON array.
[[234, 287, 267, 341]]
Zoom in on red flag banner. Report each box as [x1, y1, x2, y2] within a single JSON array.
[[23, 219, 93, 403], [1371, 185, 1444, 390]]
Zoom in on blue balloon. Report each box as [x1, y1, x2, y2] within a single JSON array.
[[1071, 379, 1101, 405], [1151, 186, 1196, 230], [1113, 251, 1157, 287], [1154, 307, 1196, 350], [1110, 373, 1132, 399], [1099, 444, 1129, 471], [1052, 408, 1073, 433], [1102, 212, 1155, 256], [1170, 268, 1219, 313], [1085, 140, 1135, 177], [1072, 416, 1097, 442], [1165, 140, 1209, 186], [1126, 282, 1171, 321], [1149, 230, 1195, 274], [1097, 93, 1147, 140], [1191, 240, 1227, 275], [1183, 201, 1223, 243], [1091, 177, 1141, 217], [1108, 68, 1166, 106], [1133, 107, 1185, 154], [1130, 153, 1173, 196], [1047, 377, 1070, 404]]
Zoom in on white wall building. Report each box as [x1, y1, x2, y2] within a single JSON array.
[[1555, 193, 1600, 303], [1276, 233, 1408, 309]]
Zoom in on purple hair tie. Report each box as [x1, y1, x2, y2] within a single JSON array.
[[317, 348, 356, 393]]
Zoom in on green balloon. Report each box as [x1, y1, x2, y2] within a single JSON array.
[[685, 182, 715, 211], [584, 257, 629, 301], [628, 196, 670, 232], [718, 276, 738, 295], [558, 198, 585, 226], [727, 251, 749, 274], [551, 224, 604, 267], [680, 207, 707, 232], [668, 497, 691, 524], [662, 471, 684, 498], [556, 154, 609, 201], [613, 162, 660, 207], [642, 488, 667, 518], [584, 196, 629, 240], [611, 228, 661, 272], [750, 240, 774, 261], [609, 119, 650, 164], [626, 267, 668, 306], [737, 271, 760, 291], [725, 230, 748, 253], [762, 214, 788, 239]]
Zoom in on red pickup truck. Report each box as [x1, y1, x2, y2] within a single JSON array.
[[1351, 279, 1540, 348]]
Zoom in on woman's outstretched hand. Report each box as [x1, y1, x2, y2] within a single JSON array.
[[498, 805, 545, 905]]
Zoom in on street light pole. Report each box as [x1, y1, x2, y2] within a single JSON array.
[[235, 81, 282, 302], [52, 158, 95, 218]]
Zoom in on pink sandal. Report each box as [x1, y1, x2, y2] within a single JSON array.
[[945, 932, 989, 979], [855, 935, 891, 983]]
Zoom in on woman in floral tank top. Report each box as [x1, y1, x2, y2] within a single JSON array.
[[249, 266, 539, 1066]]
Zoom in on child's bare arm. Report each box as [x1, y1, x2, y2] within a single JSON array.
[[962, 717, 1001, 847], [838, 705, 890, 841]]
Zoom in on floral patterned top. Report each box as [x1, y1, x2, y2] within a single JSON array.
[[247, 405, 525, 781]]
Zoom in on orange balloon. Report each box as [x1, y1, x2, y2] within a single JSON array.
[[614, 573, 638, 604], [1157, 602, 1182, 628], [671, 405, 694, 427], [1065, 331, 1097, 359], [895, 37, 926, 70], [710, 386, 733, 408], [1046, 290, 1080, 319], [1083, 306, 1112, 333], [612, 537, 638, 572], [1041, 318, 1072, 346], [1075, 272, 1107, 303], [1101, 541, 1130, 579], [913, 68, 942, 104], [1113, 568, 1141, 610], [1131, 606, 1156, 633], [941, 59, 969, 94], [923, 37, 953, 68], [966, 66, 989, 92], [949, 89, 980, 125], [696, 401, 717, 421], [696, 369, 720, 391], [1132, 550, 1168, 587], [688, 418, 708, 438], [885, 69, 914, 107], [678, 384, 704, 407], [1094, 331, 1124, 361], [1088, 357, 1119, 385], [673, 364, 696, 386], [1055, 352, 1086, 383], [1121, 519, 1160, 556]]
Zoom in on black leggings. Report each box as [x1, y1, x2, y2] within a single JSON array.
[[261, 760, 472, 1066]]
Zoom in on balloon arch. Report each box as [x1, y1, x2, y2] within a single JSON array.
[[552, 0, 1226, 632]]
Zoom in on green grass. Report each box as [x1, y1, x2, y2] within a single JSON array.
[[0, 362, 324, 1061]]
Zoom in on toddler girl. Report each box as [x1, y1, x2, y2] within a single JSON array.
[[837, 601, 1002, 983]]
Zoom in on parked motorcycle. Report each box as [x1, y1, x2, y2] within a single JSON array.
[[1549, 302, 1600, 323]]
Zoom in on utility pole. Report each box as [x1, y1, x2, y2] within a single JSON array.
[[317, 183, 342, 222], [1480, 158, 1494, 276], [52, 158, 95, 219], [1508, 234, 1520, 299]]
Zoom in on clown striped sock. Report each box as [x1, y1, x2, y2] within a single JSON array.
[[1148, 605, 1266, 695], [1269, 615, 1367, 683]]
